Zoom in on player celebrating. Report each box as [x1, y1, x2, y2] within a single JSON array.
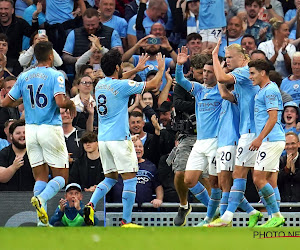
[[248, 59, 285, 227], [208, 40, 262, 227], [1, 41, 76, 226], [83, 49, 165, 228], [175, 47, 222, 226]]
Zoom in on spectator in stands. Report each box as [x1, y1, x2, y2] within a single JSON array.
[[60, 108, 85, 167], [278, 132, 300, 211], [224, 0, 246, 20], [22, 0, 46, 50], [182, 33, 202, 74], [107, 139, 163, 210], [0, 121, 10, 150], [122, 35, 176, 90], [258, 0, 284, 22], [281, 52, 300, 106], [19, 31, 63, 70], [0, 77, 20, 139], [245, 0, 272, 44], [69, 131, 104, 192], [0, 119, 35, 191], [62, 8, 123, 68], [75, 34, 108, 73], [71, 74, 96, 131], [258, 18, 295, 77], [0, 33, 8, 56], [0, 53, 14, 81], [185, 0, 200, 36], [280, 0, 295, 14], [250, 49, 275, 70], [44, 0, 86, 55], [269, 70, 293, 104], [15, 0, 32, 17], [127, 0, 168, 48], [98, 0, 128, 48], [129, 111, 160, 164], [241, 34, 257, 55], [219, 16, 244, 57], [0, 0, 41, 71], [281, 101, 300, 134], [284, 0, 300, 40], [49, 183, 98, 226]]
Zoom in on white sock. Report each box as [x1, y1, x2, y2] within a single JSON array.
[[221, 211, 234, 222], [248, 209, 257, 216], [268, 215, 272, 220], [272, 212, 282, 218], [204, 216, 212, 222], [180, 203, 188, 210]]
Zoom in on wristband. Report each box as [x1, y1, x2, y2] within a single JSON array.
[[266, 4, 272, 9], [168, 48, 174, 53]]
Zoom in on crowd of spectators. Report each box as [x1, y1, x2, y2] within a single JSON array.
[[1, 0, 300, 215]]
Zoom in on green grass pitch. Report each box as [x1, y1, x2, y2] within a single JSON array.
[[1, 227, 299, 250]]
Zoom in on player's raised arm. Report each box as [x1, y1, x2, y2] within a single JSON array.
[[212, 39, 235, 84], [55, 94, 77, 118], [122, 53, 150, 79], [144, 52, 165, 91]]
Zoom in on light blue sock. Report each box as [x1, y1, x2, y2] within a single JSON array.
[[220, 192, 229, 216], [38, 176, 65, 202], [90, 177, 118, 208], [258, 190, 272, 217], [122, 177, 137, 223], [189, 182, 210, 207], [34, 181, 48, 213], [34, 181, 47, 196], [238, 196, 255, 214], [260, 183, 279, 214], [207, 188, 222, 219], [227, 178, 246, 213], [273, 187, 281, 210]]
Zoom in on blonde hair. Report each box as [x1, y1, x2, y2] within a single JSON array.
[[122, 62, 134, 69], [269, 17, 284, 36], [226, 44, 250, 60]]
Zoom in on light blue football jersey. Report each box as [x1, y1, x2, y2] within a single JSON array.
[[229, 66, 259, 135], [175, 64, 222, 140], [218, 98, 240, 148], [198, 0, 226, 29], [254, 82, 285, 142], [95, 77, 145, 141], [280, 77, 300, 106], [8, 67, 66, 125]]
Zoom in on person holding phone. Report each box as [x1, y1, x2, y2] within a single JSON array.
[[19, 30, 63, 70]]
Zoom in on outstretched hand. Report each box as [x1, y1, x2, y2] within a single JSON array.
[[135, 53, 150, 72], [177, 46, 189, 65], [156, 52, 165, 71], [212, 38, 221, 57]]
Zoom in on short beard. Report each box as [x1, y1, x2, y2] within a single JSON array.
[[145, 49, 159, 56], [118, 67, 123, 79], [12, 137, 26, 149]]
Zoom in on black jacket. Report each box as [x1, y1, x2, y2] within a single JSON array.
[[69, 153, 105, 190], [0, 16, 38, 61], [278, 154, 300, 211], [0, 145, 35, 191]]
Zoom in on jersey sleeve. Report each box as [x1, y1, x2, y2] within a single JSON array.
[[62, 30, 75, 55], [175, 64, 201, 95], [265, 87, 280, 111], [229, 67, 249, 85], [111, 30, 122, 48], [8, 77, 22, 101], [53, 72, 66, 97], [132, 55, 139, 67], [121, 79, 146, 96], [127, 15, 137, 36], [119, 18, 128, 38]]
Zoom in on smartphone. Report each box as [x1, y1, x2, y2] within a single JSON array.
[[147, 37, 161, 45], [93, 64, 101, 70], [38, 29, 46, 37]]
